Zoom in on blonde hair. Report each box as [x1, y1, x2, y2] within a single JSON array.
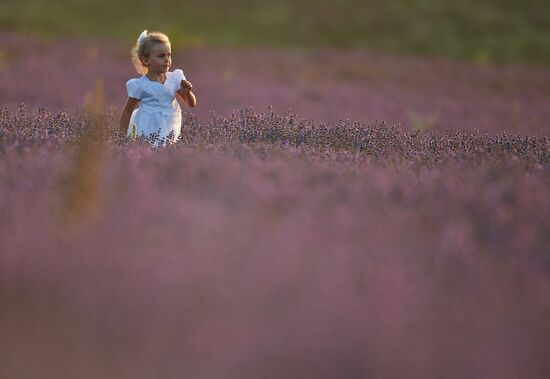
[[131, 31, 171, 75]]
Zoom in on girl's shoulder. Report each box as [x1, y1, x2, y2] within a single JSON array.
[[126, 77, 144, 99], [169, 69, 186, 81], [164, 69, 187, 93], [126, 76, 143, 87], [127, 75, 144, 83]]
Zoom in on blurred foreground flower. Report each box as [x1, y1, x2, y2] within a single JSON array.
[[56, 79, 107, 237]]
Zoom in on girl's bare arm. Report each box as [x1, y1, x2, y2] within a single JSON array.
[[177, 80, 197, 108], [118, 97, 140, 134]]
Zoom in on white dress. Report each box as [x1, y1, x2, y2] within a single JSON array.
[[126, 69, 186, 147]]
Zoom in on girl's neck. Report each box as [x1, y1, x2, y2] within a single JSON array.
[[145, 71, 167, 83]]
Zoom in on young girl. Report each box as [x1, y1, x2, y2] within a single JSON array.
[[118, 30, 196, 147]]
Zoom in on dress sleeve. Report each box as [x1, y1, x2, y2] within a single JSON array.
[[126, 78, 142, 99], [173, 69, 186, 82]]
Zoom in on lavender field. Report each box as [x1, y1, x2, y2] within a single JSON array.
[[1, 31, 550, 135], [1, 29, 550, 379]]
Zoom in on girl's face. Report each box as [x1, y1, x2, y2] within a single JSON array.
[[142, 42, 172, 74]]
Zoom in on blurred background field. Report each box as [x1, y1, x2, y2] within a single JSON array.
[[1, 0, 549, 134], [1, 0, 549, 65]]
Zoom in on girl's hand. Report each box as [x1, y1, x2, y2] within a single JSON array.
[[177, 79, 197, 108], [180, 80, 193, 93]]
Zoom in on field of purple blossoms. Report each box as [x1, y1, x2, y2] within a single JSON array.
[[1, 31, 550, 136], [1, 103, 550, 379]]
